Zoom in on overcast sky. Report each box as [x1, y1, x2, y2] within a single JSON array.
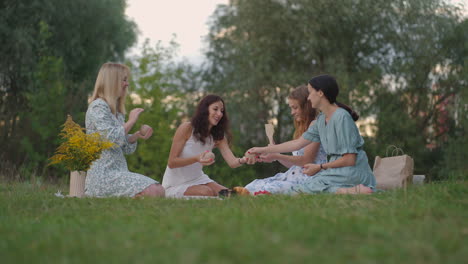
[[125, 0, 467, 65], [125, 0, 228, 65]]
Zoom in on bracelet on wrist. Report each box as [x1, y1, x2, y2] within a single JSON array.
[[238, 158, 243, 165], [320, 163, 326, 170]]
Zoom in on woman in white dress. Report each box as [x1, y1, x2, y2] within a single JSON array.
[[162, 95, 248, 198], [244, 85, 327, 194]]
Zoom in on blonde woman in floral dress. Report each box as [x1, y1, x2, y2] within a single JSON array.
[[85, 62, 165, 197]]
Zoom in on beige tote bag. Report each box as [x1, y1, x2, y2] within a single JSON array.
[[373, 146, 414, 190]]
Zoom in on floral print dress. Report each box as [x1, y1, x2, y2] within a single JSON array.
[[84, 98, 157, 197], [244, 146, 327, 194]]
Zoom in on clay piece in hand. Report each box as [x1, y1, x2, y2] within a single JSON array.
[[140, 124, 152, 136], [202, 151, 215, 161]]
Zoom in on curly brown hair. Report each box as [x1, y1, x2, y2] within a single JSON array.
[[190, 95, 232, 145]]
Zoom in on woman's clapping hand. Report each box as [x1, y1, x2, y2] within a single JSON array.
[[128, 108, 144, 123]]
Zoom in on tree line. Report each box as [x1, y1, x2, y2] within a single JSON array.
[[0, 0, 466, 183]]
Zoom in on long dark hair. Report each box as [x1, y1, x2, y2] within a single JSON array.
[[308, 75, 359, 121], [288, 85, 318, 139], [191, 94, 232, 144]]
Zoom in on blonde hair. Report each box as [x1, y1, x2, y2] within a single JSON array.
[[289, 85, 318, 139], [89, 62, 130, 115]]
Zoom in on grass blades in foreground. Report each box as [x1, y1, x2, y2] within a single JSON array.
[[0, 181, 467, 263]]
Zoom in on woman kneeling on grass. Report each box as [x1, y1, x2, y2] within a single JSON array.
[[247, 75, 376, 194], [162, 95, 249, 198], [85, 62, 165, 198]]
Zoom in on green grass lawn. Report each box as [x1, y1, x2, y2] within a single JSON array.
[[0, 181, 467, 264]]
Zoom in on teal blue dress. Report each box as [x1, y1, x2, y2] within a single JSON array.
[[291, 108, 376, 194]]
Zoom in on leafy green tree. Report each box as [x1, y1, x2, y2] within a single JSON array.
[[367, 1, 466, 179], [18, 22, 68, 176], [0, 0, 136, 177], [204, 0, 466, 181], [428, 18, 468, 180], [125, 41, 187, 181], [204, 0, 394, 180]]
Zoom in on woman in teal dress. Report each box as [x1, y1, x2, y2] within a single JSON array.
[[247, 75, 376, 194]]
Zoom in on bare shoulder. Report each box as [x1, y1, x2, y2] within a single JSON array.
[[178, 121, 192, 131], [175, 121, 193, 140]]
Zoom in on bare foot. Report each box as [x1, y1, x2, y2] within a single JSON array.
[[134, 184, 165, 198], [336, 184, 373, 194]]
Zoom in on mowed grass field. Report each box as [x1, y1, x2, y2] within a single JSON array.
[[0, 181, 467, 264]]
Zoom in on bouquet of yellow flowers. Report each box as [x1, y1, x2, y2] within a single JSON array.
[[49, 115, 114, 171]]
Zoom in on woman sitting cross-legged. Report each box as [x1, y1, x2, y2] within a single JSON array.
[[244, 85, 327, 195], [162, 95, 248, 198], [247, 75, 376, 194]]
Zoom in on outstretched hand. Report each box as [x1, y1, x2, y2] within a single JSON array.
[[245, 146, 267, 156], [238, 157, 248, 164], [259, 153, 277, 163], [257, 143, 277, 163], [302, 163, 321, 176], [244, 154, 258, 165]]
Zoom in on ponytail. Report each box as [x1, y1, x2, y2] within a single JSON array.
[[308, 74, 359, 121], [336, 102, 359, 121]]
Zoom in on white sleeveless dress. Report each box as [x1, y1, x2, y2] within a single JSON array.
[[162, 134, 215, 198]]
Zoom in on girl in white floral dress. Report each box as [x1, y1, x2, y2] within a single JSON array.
[[85, 62, 165, 197], [244, 85, 327, 194]]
